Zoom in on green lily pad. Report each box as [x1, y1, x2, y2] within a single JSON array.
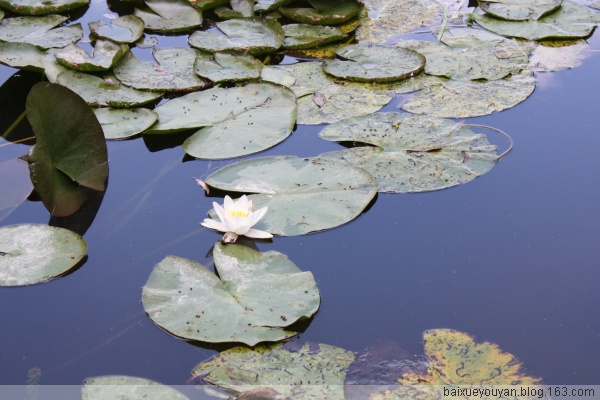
[[324, 43, 425, 83], [55, 40, 129, 72], [41, 51, 69, 83], [478, 0, 562, 21], [282, 23, 345, 49], [529, 39, 589, 71], [56, 70, 164, 107], [188, 17, 284, 55], [205, 156, 378, 236], [114, 48, 209, 91], [142, 243, 320, 345], [0, 14, 82, 49], [134, 0, 202, 33], [0, 0, 89, 16], [193, 342, 355, 399], [255, 0, 293, 13], [94, 107, 158, 139], [82, 376, 189, 400], [191, 0, 228, 10], [0, 224, 87, 287], [356, 0, 442, 43], [215, 0, 254, 19], [0, 42, 46, 71], [400, 70, 536, 118], [279, 0, 363, 25], [318, 113, 499, 193], [473, 0, 600, 40], [0, 159, 33, 223], [89, 15, 145, 43], [260, 65, 296, 86], [194, 51, 263, 83], [26, 82, 108, 216]]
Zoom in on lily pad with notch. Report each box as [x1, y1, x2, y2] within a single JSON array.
[[0, 224, 87, 287], [134, 0, 202, 33], [279, 0, 363, 25], [477, 0, 563, 21], [0, 14, 82, 49], [55, 40, 129, 72], [89, 15, 145, 44], [0, 0, 89, 16], [94, 107, 158, 139], [205, 155, 378, 236], [142, 242, 320, 345], [282, 23, 345, 50], [318, 113, 500, 193], [194, 51, 263, 83]]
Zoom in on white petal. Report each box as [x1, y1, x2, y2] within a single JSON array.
[[201, 219, 227, 232], [230, 215, 252, 235], [223, 196, 234, 213], [251, 206, 268, 225], [213, 202, 227, 223], [244, 228, 273, 239], [237, 195, 252, 212]]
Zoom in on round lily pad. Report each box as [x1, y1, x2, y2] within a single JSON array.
[[55, 40, 129, 72], [142, 242, 320, 345], [318, 113, 499, 193], [0, 0, 89, 16], [194, 51, 263, 83], [205, 156, 378, 236], [89, 15, 145, 43], [279, 0, 363, 25], [94, 107, 158, 139], [0, 14, 82, 49], [134, 0, 202, 33], [188, 17, 284, 55], [0, 224, 87, 287], [82, 376, 189, 400], [282, 23, 345, 49], [323, 43, 425, 83], [478, 0, 563, 21]]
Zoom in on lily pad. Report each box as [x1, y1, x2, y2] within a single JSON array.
[[0, 42, 46, 71], [55, 40, 129, 72], [188, 17, 284, 55], [400, 70, 536, 118], [194, 51, 263, 83], [114, 47, 209, 91], [205, 156, 378, 236], [529, 39, 589, 71], [82, 376, 189, 400], [318, 113, 499, 193], [191, 0, 228, 10], [0, 224, 87, 286], [279, 0, 363, 25], [478, 0, 562, 21], [282, 23, 345, 49], [255, 0, 293, 13], [93, 107, 158, 139], [56, 70, 164, 107], [89, 15, 145, 43], [134, 0, 202, 33], [356, 0, 442, 43], [400, 329, 542, 385], [27, 82, 108, 216], [142, 243, 320, 345], [0, 14, 82, 49], [215, 0, 254, 18], [324, 43, 425, 83], [0, 0, 89, 16], [0, 159, 33, 223], [473, 0, 600, 40], [193, 342, 355, 399], [260, 65, 296, 86]]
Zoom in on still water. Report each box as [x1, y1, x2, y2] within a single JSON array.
[[1, 0, 599, 387]]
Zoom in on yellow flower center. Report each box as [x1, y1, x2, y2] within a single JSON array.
[[227, 208, 249, 218]]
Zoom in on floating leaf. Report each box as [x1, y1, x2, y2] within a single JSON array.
[[0, 14, 82, 49], [94, 107, 158, 139], [477, 0, 562, 21], [27, 82, 109, 216], [188, 17, 284, 55], [194, 51, 263, 83], [529, 39, 589, 71], [282, 23, 345, 49], [400, 70, 536, 118], [279, 0, 363, 25], [89, 15, 145, 43], [55, 40, 129, 72], [0, 159, 33, 223], [114, 47, 209, 91], [255, 0, 293, 13], [356, 0, 442, 43], [0, 42, 46, 71], [134, 0, 202, 33], [82, 376, 189, 400], [193, 341, 355, 399], [473, 0, 600, 40], [324, 43, 425, 83], [205, 156, 378, 236], [318, 113, 499, 193], [0, 224, 87, 286], [214, 0, 254, 18], [191, 0, 229, 10], [260, 65, 296, 86], [56, 70, 164, 107], [134, 34, 158, 48], [142, 242, 320, 345], [0, 0, 89, 15]]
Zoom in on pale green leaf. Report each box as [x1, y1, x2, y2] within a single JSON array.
[[89, 15, 145, 44], [94, 107, 158, 139]]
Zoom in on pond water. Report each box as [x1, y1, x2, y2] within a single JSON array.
[[1, 0, 600, 388]]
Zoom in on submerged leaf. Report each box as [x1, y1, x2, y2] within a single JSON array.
[[529, 39, 589, 71], [0, 224, 86, 286], [0, 14, 82, 49], [205, 156, 378, 236], [142, 243, 320, 345], [318, 113, 499, 193], [89, 15, 145, 43], [0, 0, 89, 16], [193, 341, 355, 399], [82, 376, 189, 400], [55, 40, 129, 72], [94, 107, 158, 139]]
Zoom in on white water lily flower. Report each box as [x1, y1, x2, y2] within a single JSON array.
[[201, 195, 272, 243]]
